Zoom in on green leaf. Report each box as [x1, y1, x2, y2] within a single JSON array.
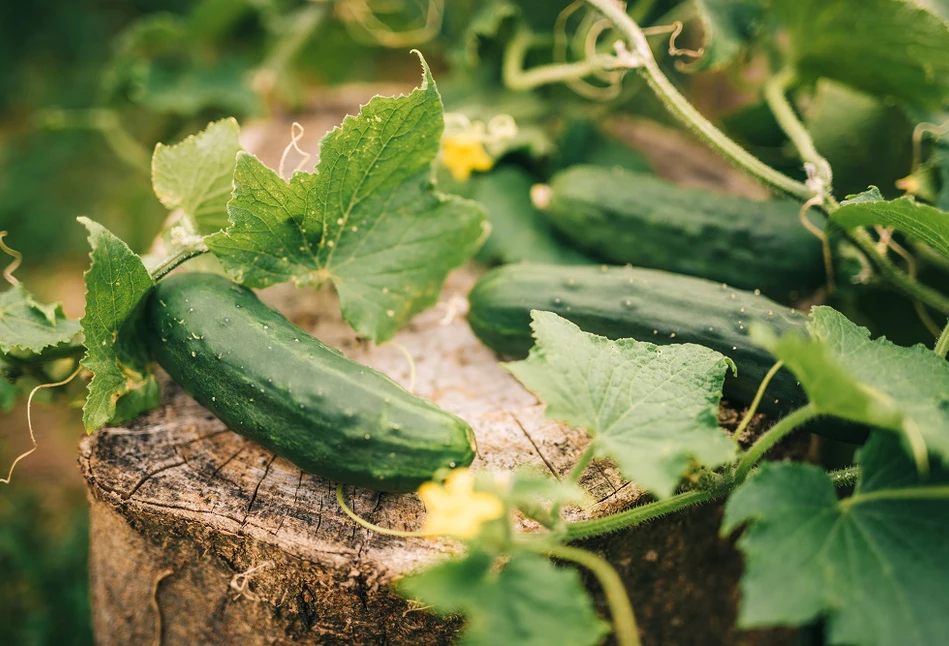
[[0, 285, 80, 354], [753, 306, 949, 466], [773, 0, 949, 109], [206, 54, 488, 343], [470, 167, 593, 266], [505, 311, 736, 497], [692, 0, 764, 71], [152, 118, 241, 235], [803, 80, 913, 198], [399, 550, 609, 646], [723, 433, 949, 645], [830, 188, 949, 260], [78, 217, 158, 432]]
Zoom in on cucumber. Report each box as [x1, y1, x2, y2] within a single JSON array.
[[147, 273, 476, 492], [467, 263, 806, 415], [544, 165, 825, 301]]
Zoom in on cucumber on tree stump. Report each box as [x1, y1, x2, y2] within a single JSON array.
[[77, 110, 800, 646], [78, 271, 800, 646]]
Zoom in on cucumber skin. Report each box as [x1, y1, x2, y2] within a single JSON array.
[[147, 273, 476, 493], [546, 166, 825, 300], [468, 263, 806, 415]]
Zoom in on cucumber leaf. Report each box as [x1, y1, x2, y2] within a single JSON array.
[[152, 117, 241, 235], [830, 187, 949, 260], [0, 285, 80, 354], [505, 311, 737, 498], [773, 0, 949, 109], [753, 306, 949, 465], [723, 433, 949, 646], [803, 81, 913, 199], [692, 0, 764, 71], [78, 217, 158, 432], [399, 550, 609, 646], [206, 54, 488, 343]]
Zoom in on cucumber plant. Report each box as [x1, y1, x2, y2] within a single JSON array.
[[3, 1, 949, 645]]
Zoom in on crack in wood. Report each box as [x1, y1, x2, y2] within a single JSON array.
[[242, 454, 278, 530], [124, 461, 188, 501], [510, 414, 558, 478]]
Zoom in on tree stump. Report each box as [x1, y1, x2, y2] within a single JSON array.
[[79, 91, 800, 645]]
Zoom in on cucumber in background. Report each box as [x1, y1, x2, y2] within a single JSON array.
[[542, 165, 826, 301], [467, 263, 865, 443]]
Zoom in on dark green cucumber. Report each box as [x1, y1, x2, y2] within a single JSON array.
[[468, 263, 868, 444], [147, 273, 476, 492], [468, 263, 805, 414], [544, 165, 825, 301]]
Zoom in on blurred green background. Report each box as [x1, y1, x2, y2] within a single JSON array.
[[0, 1, 484, 643]]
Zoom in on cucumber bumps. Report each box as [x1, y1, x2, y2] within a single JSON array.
[[543, 166, 825, 301], [147, 273, 475, 492], [467, 263, 806, 415]]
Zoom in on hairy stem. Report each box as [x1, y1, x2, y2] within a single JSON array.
[[846, 485, 949, 506], [583, 0, 949, 313], [149, 246, 208, 281], [935, 320, 949, 357], [582, 0, 811, 201], [504, 28, 616, 91], [564, 462, 861, 540], [543, 544, 641, 646], [565, 488, 721, 540], [829, 465, 860, 488], [734, 403, 820, 484], [763, 68, 833, 190]]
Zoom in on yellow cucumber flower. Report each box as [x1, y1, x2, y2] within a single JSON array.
[[418, 468, 504, 539], [440, 134, 494, 181]]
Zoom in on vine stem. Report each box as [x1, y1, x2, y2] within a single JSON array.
[[541, 544, 641, 646], [763, 68, 833, 190], [565, 488, 719, 540], [564, 462, 861, 540], [846, 485, 949, 505], [582, 0, 811, 201], [335, 484, 432, 538], [759, 64, 949, 316], [848, 228, 949, 316], [829, 465, 860, 488], [734, 403, 820, 484], [148, 246, 207, 281], [504, 28, 617, 91], [583, 0, 949, 316], [936, 320, 949, 358], [733, 360, 785, 439]]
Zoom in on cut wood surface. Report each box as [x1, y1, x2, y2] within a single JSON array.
[[80, 268, 647, 644], [80, 87, 798, 645]]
